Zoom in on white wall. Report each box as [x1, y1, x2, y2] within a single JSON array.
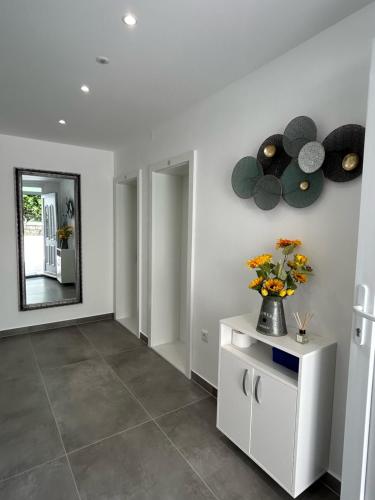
[[114, 4, 375, 477], [0, 133, 114, 330]]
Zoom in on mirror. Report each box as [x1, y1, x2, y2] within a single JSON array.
[[15, 168, 82, 310]]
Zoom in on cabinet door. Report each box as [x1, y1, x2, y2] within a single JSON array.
[[217, 348, 253, 455], [250, 369, 297, 492]]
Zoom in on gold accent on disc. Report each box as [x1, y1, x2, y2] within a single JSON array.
[[264, 144, 277, 158], [299, 180, 310, 191], [342, 153, 360, 172]]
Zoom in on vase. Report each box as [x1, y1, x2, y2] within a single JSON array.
[[60, 239, 68, 249], [256, 296, 287, 336]]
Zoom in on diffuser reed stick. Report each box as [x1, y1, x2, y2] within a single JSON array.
[[293, 312, 313, 344]]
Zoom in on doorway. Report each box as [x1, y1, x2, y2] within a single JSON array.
[[149, 151, 196, 377], [114, 173, 141, 336]]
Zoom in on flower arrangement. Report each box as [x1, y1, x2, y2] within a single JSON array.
[[57, 225, 73, 248], [247, 239, 313, 298]]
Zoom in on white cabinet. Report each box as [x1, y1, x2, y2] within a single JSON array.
[[56, 248, 75, 284], [217, 313, 337, 498], [250, 368, 297, 492], [217, 348, 253, 455]]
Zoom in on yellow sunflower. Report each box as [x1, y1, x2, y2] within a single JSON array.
[[248, 277, 264, 289], [246, 254, 272, 269], [294, 254, 308, 266], [264, 278, 284, 293]]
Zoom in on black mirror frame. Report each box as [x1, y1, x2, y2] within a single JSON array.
[[14, 167, 82, 311]]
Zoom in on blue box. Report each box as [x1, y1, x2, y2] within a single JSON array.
[[272, 347, 299, 373]]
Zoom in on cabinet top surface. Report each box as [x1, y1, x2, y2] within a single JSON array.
[[221, 313, 337, 358]]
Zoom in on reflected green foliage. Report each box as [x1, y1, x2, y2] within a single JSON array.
[[23, 194, 42, 222]]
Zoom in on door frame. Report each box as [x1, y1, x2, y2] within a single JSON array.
[[148, 150, 197, 378], [113, 170, 143, 337], [341, 39, 375, 500]]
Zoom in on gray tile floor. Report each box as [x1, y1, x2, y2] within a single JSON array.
[[0, 321, 338, 500], [26, 276, 76, 305]]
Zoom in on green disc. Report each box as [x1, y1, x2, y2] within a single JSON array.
[[231, 156, 263, 199], [281, 160, 324, 208], [253, 175, 282, 210]]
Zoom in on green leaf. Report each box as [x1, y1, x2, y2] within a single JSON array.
[[282, 245, 294, 256], [279, 269, 287, 281]]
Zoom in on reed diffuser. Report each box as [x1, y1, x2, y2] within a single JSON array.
[[293, 312, 313, 344]]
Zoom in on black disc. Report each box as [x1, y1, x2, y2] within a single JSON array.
[[322, 124, 365, 182], [253, 175, 282, 210], [257, 134, 291, 178], [231, 156, 263, 199], [281, 160, 324, 208], [283, 116, 317, 158]]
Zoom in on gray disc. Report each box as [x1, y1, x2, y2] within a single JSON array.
[[231, 156, 263, 199], [283, 116, 317, 158], [253, 175, 282, 210], [298, 141, 325, 173]]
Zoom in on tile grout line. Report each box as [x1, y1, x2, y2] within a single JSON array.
[[29, 338, 83, 500], [67, 395, 210, 457], [154, 394, 211, 419], [152, 419, 220, 500], [78, 326, 220, 500], [68, 419, 152, 456], [0, 455, 66, 486]]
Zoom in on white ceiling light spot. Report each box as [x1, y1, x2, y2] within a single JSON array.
[[58, 119, 66, 125], [80, 84, 90, 93], [122, 14, 137, 26]]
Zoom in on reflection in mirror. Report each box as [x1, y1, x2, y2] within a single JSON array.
[[15, 168, 82, 310]]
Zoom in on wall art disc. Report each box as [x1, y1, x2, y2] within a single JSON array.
[[281, 160, 324, 208], [253, 175, 282, 210], [231, 156, 264, 199], [322, 124, 365, 182], [298, 141, 325, 173], [257, 134, 291, 178], [283, 116, 317, 158]]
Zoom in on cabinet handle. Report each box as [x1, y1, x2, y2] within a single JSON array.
[[254, 375, 261, 404], [242, 369, 249, 396]]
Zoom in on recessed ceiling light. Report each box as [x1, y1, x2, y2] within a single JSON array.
[[80, 84, 90, 93], [96, 56, 110, 65], [122, 14, 137, 26], [58, 119, 66, 125]]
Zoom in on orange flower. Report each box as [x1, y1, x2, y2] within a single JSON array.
[[276, 238, 302, 249], [293, 272, 308, 284], [246, 254, 272, 269], [248, 277, 264, 289]]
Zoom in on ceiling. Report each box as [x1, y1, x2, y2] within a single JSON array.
[[0, 0, 372, 150]]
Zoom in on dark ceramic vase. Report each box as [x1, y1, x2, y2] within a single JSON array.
[[60, 239, 68, 249], [256, 296, 288, 336]]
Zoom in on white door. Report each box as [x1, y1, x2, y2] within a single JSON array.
[[217, 348, 253, 455], [42, 192, 58, 276], [250, 369, 297, 492], [341, 41, 375, 500]]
